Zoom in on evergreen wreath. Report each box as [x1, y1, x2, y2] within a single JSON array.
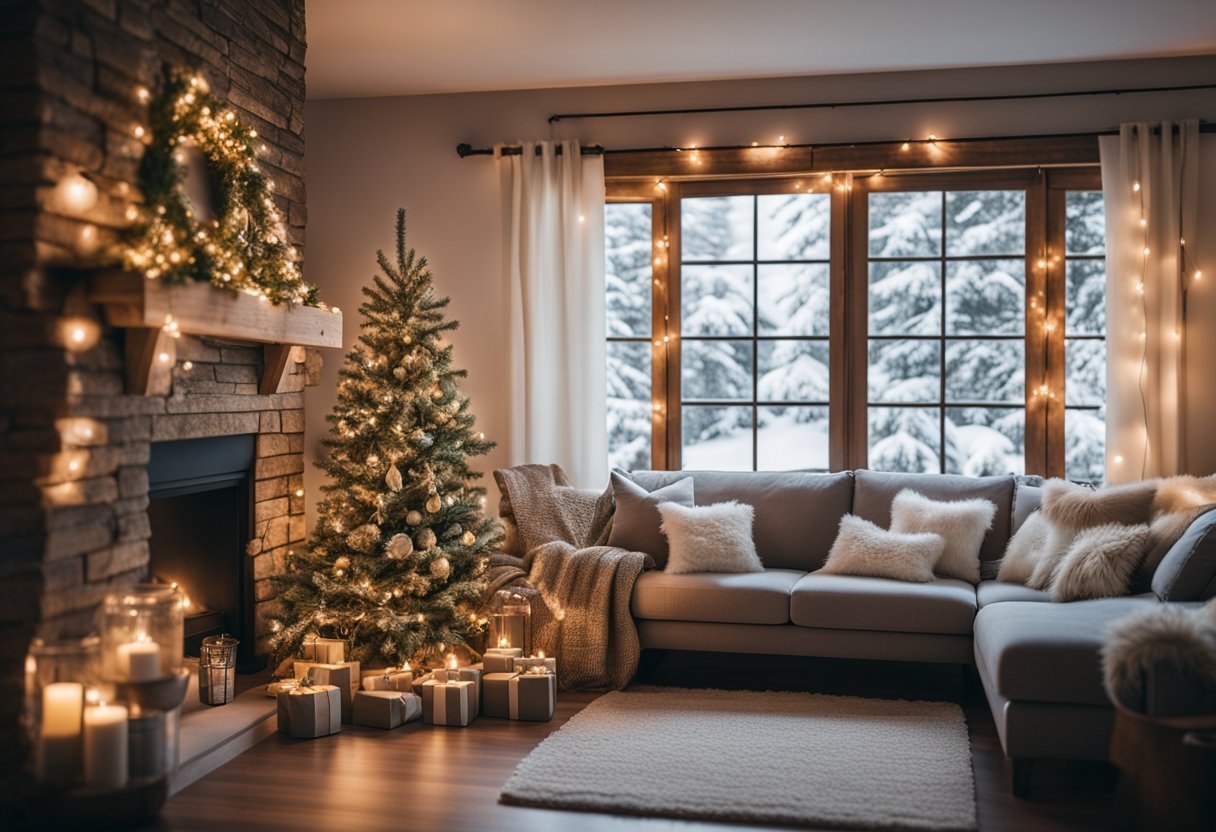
[[123, 66, 319, 306]]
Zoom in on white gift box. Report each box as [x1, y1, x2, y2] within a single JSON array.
[[276, 685, 341, 738]]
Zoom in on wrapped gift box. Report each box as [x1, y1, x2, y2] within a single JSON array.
[[434, 666, 481, 715], [361, 667, 414, 692], [420, 678, 476, 726], [277, 685, 342, 738], [295, 662, 358, 723], [483, 647, 523, 674], [302, 636, 348, 664], [512, 655, 557, 675], [353, 690, 421, 729], [266, 678, 301, 697], [483, 670, 556, 721]]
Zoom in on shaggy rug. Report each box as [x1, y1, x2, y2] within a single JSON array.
[[501, 687, 977, 831]]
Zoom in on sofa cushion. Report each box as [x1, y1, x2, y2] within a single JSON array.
[[973, 596, 1159, 707], [607, 471, 694, 566], [789, 572, 978, 635], [630, 471, 854, 571], [630, 568, 804, 625], [1012, 475, 1045, 534], [852, 470, 1014, 579], [1152, 506, 1216, 602], [976, 581, 1052, 607]]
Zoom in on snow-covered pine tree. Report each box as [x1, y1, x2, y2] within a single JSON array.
[[269, 209, 500, 666], [606, 203, 653, 470]]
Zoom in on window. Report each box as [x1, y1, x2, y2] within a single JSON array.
[[605, 166, 1106, 479], [679, 191, 831, 471]]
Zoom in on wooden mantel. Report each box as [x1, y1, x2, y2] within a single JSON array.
[[88, 271, 344, 396]]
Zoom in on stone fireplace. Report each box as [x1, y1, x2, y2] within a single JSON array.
[[0, 0, 317, 795]]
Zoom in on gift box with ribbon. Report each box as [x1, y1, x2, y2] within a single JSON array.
[[361, 666, 414, 692], [302, 636, 348, 664], [482, 669, 556, 721], [420, 677, 476, 726], [294, 662, 358, 723], [512, 653, 557, 675], [483, 647, 522, 674], [352, 690, 421, 729], [276, 683, 342, 738]]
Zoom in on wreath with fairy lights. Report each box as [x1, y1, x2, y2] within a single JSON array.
[[123, 67, 319, 306]]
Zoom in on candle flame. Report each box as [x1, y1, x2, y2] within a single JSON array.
[[497, 636, 510, 648], [537, 650, 545, 660], [446, 654, 457, 670], [402, 660, 411, 671]]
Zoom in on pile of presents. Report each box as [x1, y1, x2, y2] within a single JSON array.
[[271, 638, 556, 739]]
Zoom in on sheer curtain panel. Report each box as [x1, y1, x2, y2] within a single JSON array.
[[1100, 121, 1199, 483], [499, 140, 608, 488]]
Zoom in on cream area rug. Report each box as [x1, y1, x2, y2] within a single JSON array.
[[501, 687, 977, 831]]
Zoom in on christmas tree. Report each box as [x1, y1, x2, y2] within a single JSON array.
[[269, 209, 500, 666]]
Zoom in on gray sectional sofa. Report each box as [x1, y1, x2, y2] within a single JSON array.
[[624, 469, 1216, 796]]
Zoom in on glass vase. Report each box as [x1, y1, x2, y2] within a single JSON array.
[[487, 589, 531, 656], [24, 636, 100, 787], [99, 584, 184, 683]]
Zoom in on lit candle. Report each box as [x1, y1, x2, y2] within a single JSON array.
[[497, 635, 510, 649], [117, 637, 161, 681], [38, 682, 83, 786], [83, 701, 128, 789]]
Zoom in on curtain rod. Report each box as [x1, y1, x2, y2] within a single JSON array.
[[456, 122, 1214, 159], [546, 82, 1216, 123]]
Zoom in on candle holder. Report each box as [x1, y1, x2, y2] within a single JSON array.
[[487, 589, 531, 656], [198, 635, 239, 706], [99, 584, 184, 683], [24, 636, 100, 788]]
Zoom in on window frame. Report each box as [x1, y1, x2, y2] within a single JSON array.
[[605, 164, 1102, 477]]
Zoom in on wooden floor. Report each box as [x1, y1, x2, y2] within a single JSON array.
[[157, 652, 1120, 832]]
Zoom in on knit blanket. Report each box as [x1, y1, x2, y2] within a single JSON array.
[[486, 464, 650, 690]]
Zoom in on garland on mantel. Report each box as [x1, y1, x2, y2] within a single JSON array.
[[123, 66, 320, 306]]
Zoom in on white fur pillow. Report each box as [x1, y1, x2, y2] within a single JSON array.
[[820, 515, 944, 583], [658, 501, 761, 574], [1025, 524, 1078, 590], [1041, 479, 1157, 533], [889, 490, 996, 584], [996, 511, 1051, 584], [1050, 523, 1151, 602]]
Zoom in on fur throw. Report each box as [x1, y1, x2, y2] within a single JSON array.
[[1051, 523, 1152, 602], [1041, 479, 1157, 532], [1102, 598, 1216, 711], [1143, 475, 1216, 576], [658, 501, 762, 574], [889, 489, 995, 584], [821, 515, 944, 583], [996, 511, 1051, 584]]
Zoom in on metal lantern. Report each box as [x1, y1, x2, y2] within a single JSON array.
[[488, 589, 532, 656], [198, 635, 239, 706]]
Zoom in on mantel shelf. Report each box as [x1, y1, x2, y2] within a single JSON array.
[[88, 271, 344, 396]]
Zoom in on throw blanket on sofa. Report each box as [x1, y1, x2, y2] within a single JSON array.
[[486, 464, 650, 690]]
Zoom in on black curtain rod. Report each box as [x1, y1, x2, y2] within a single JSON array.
[[456, 123, 1214, 159], [546, 82, 1216, 123]]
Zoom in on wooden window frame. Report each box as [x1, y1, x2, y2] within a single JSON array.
[[606, 159, 1102, 478]]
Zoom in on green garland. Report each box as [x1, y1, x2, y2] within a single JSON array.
[[124, 67, 319, 306]]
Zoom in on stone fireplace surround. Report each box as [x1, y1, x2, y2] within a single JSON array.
[[0, 0, 311, 793]]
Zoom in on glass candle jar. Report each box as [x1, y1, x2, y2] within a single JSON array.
[[24, 636, 100, 787], [488, 589, 532, 656], [99, 585, 184, 683]]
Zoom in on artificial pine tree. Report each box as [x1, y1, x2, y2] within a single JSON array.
[[269, 209, 500, 666]]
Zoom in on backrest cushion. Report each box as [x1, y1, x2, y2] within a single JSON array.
[[628, 470, 854, 571], [607, 471, 694, 567], [1152, 506, 1216, 602], [1012, 475, 1045, 534], [852, 470, 1014, 579]]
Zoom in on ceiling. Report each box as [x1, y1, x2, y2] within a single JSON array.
[[305, 0, 1216, 99]]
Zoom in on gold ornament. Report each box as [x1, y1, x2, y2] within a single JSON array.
[[393, 367, 406, 381], [406, 509, 423, 526], [425, 492, 442, 513], [461, 531, 476, 546], [430, 385, 443, 400], [416, 527, 437, 550], [385, 533, 413, 560], [429, 556, 450, 579]]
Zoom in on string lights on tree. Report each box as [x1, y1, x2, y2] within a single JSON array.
[[122, 67, 320, 307]]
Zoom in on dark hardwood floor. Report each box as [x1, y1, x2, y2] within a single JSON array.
[[156, 651, 1120, 832]]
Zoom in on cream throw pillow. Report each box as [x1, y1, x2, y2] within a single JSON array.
[[820, 515, 944, 583], [889, 489, 996, 584], [996, 511, 1051, 584], [657, 501, 762, 574], [1051, 523, 1152, 602]]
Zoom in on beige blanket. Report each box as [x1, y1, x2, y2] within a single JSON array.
[[487, 464, 650, 690]]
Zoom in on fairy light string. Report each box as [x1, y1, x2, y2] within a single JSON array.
[[123, 67, 320, 306]]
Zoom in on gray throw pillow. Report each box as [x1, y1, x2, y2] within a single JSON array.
[[1152, 506, 1216, 602], [607, 471, 694, 566]]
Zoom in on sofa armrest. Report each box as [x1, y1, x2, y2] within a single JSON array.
[[1152, 507, 1216, 602]]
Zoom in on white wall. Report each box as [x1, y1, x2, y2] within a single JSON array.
[[304, 55, 1216, 526]]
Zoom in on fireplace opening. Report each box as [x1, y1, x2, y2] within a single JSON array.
[[148, 434, 264, 672]]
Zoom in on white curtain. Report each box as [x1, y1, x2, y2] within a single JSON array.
[[1100, 121, 1199, 483], [498, 140, 608, 488]]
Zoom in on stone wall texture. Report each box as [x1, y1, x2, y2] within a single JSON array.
[[0, 0, 309, 796]]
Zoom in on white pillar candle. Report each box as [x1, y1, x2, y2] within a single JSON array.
[[37, 682, 83, 786], [117, 639, 161, 681], [83, 702, 128, 789]]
